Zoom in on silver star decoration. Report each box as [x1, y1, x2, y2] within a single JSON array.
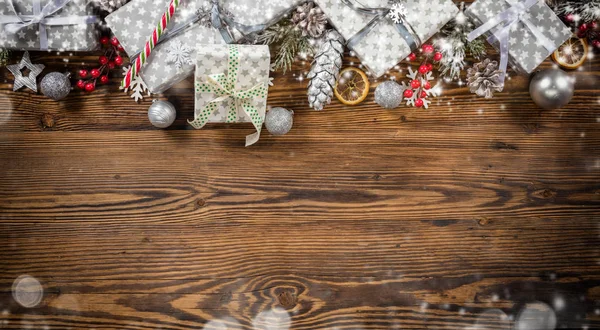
[[7, 51, 45, 92]]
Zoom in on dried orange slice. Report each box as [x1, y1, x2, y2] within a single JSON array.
[[552, 36, 589, 70], [334, 67, 370, 105]]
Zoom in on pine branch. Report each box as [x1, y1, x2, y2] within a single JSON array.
[[256, 19, 314, 73]]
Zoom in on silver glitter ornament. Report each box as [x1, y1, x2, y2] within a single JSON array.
[[148, 100, 176, 128], [529, 68, 575, 110], [265, 107, 293, 136], [375, 81, 404, 109], [40, 72, 71, 101]]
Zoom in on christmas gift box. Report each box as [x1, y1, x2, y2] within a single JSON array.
[[106, 0, 303, 94], [0, 0, 99, 51], [315, 0, 459, 77], [466, 0, 572, 84], [190, 44, 270, 146]]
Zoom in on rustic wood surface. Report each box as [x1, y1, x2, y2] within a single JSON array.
[[1, 6, 600, 329]]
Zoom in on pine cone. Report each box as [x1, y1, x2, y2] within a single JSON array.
[[467, 58, 504, 99], [307, 30, 344, 111], [291, 3, 327, 38], [91, 0, 129, 13]]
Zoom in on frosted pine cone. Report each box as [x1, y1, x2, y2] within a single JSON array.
[[307, 30, 344, 111], [291, 3, 327, 38], [91, 0, 129, 13], [467, 58, 504, 99]]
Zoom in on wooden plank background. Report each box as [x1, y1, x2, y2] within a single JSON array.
[[1, 1, 600, 328]]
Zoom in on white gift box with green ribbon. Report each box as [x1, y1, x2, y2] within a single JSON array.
[[190, 44, 270, 146]]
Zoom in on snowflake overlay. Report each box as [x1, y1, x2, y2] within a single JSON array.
[[122, 66, 151, 102], [165, 40, 193, 70], [388, 3, 408, 24]]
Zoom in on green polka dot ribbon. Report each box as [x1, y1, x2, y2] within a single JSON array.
[[189, 44, 268, 146]]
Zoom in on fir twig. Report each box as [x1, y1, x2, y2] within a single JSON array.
[[257, 19, 313, 73], [0, 48, 10, 66]]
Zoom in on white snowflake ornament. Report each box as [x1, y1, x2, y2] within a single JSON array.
[[165, 40, 193, 70], [122, 66, 151, 102], [388, 3, 408, 24]]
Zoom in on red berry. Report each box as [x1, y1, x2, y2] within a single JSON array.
[[419, 65, 428, 74], [433, 52, 443, 61], [114, 56, 123, 66], [117, 45, 124, 52], [79, 69, 88, 78], [90, 68, 101, 78], [577, 30, 587, 38], [426, 63, 433, 71], [110, 36, 120, 46], [422, 44, 434, 54], [76, 80, 85, 89], [591, 21, 598, 30], [410, 79, 421, 89], [99, 55, 109, 65], [593, 39, 600, 48], [408, 53, 417, 61], [420, 90, 427, 98], [579, 23, 588, 32], [424, 81, 431, 90], [100, 75, 109, 84], [403, 89, 414, 98], [84, 82, 95, 92], [415, 98, 424, 107], [108, 61, 116, 69], [100, 36, 109, 45]]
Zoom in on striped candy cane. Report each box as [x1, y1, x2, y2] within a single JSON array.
[[121, 0, 180, 89]]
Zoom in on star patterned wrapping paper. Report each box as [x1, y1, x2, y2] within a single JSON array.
[[466, 0, 572, 74], [106, 0, 303, 94], [315, 0, 459, 77], [194, 44, 270, 125], [0, 0, 98, 51]]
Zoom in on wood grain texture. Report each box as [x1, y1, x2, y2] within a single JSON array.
[[1, 4, 600, 328]]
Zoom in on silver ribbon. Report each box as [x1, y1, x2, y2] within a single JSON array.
[[467, 0, 556, 85], [341, 0, 421, 52], [130, 0, 266, 60], [0, 0, 97, 50]]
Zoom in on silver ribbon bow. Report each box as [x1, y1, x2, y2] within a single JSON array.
[[467, 0, 556, 86], [131, 0, 266, 60], [0, 0, 97, 50], [341, 0, 421, 52]]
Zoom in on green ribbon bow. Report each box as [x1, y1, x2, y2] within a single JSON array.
[[189, 44, 268, 146]]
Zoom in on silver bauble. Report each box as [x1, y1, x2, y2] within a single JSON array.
[[40, 72, 71, 101], [265, 107, 293, 135], [529, 68, 574, 110], [148, 100, 176, 128], [375, 81, 403, 109]]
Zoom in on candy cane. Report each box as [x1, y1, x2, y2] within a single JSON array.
[[121, 0, 180, 89]]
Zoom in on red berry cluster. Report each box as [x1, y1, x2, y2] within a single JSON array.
[[564, 15, 600, 49], [404, 44, 442, 108], [77, 36, 125, 92]]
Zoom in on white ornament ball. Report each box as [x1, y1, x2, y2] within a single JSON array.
[[529, 68, 575, 110], [265, 107, 294, 135], [148, 100, 176, 128], [375, 80, 403, 109]]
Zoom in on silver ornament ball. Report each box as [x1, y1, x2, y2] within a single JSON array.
[[375, 81, 403, 109], [265, 107, 293, 136], [529, 68, 574, 110], [40, 72, 71, 101], [148, 100, 177, 128]]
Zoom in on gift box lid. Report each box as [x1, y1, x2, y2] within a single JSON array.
[[466, 0, 572, 73], [316, 0, 459, 77]]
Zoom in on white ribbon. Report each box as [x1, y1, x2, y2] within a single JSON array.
[[0, 0, 97, 50], [468, 0, 556, 86]]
